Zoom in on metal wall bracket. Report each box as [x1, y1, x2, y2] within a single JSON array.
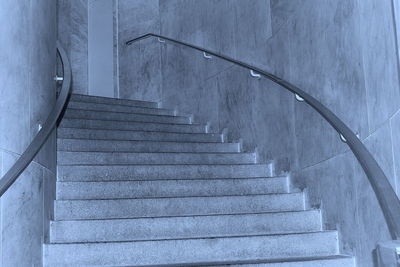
[[340, 132, 360, 143], [54, 76, 64, 82], [203, 52, 212, 59], [295, 94, 305, 102], [157, 37, 165, 43], [250, 70, 261, 79]]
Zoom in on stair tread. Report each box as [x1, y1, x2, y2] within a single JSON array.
[[49, 94, 354, 265], [58, 126, 221, 136], [50, 209, 321, 243], [49, 230, 334, 244], [66, 107, 187, 118], [161, 255, 355, 267], [44, 231, 339, 266], [71, 93, 159, 107], [61, 117, 199, 126], [57, 137, 228, 144], [54, 193, 305, 220]]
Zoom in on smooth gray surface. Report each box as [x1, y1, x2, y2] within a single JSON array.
[[88, 0, 114, 98]]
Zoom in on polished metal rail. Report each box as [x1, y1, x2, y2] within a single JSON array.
[[127, 33, 400, 240], [0, 41, 72, 197]]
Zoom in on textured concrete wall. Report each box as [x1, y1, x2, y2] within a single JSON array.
[[0, 0, 57, 265], [117, 0, 162, 102], [158, 0, 295, 164], [118, 1, 399, 265], [267, 1, 399, 266], [58, 0, 88, 95]]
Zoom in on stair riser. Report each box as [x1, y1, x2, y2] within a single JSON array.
[[57, 128, 223, 142], [50, 210, 321, 243], [57, 164, 270, 182], [54, 193, 305, 220], [56, 178, 289, 200], [64, 109, 191, 124], [57, 139, 238, 153], [57, 152, 256, 165], [44, 232, 339, 266], [70, 94, 158, 108], [60, 118, 206, 133], [68, 101, 175, 116], [210, 257, 355, 267]]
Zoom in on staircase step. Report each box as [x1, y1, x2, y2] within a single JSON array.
[[50, 210, 321, 243], [70, 93, 159, 108], [57, 151, 256, 165], [57, 127, 223, 142], [57, 139, 239, 153], [64, 108, 191, 124], [60, 118, 207, 133], [56, 177, 289, 200], [203, 256, 355, 267], [57, 164, 270, 182], [54, 193, 305, 220], [44, 231, 339, 266], [68, 100, 176, 116]]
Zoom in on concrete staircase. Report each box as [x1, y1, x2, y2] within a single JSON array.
[[44, 94, 356, 266]]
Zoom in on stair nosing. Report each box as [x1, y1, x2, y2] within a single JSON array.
[[56, 176, 284, 183], [57, 137, 232, 145], [58, 127, 221, 136], [47, 230, 337, 245], [71, 93, 159, 106], [57, 151, 250, 155], [66, 107, 190, 119], [61, 117, 201, 126], [125, 255, 353, 267], [55, 192, 303, 201], [69, 99, 171, 112], [51, 209, 320, 223]]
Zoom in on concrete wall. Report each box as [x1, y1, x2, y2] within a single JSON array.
[[88, 0, 114, 97], [0, 0, 58, 265], [158, 0, 294, 170], [117, 0, 162, 102], [118, 0, 400, 266], [58, 0, 88, 95], [268, 1, 399, 266]]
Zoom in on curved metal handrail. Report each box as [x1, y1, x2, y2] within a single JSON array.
[[127, 33, 400, 240], [0, 41, 72, 197]]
